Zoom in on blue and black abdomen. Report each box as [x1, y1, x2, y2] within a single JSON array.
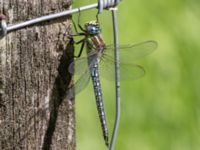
[[89, 61, 109, 147]]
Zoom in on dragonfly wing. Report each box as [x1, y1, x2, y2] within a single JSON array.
[[68, 51, 98, 75], [67, 51, 99, 99], [105, 40, 158, 64], [99, 55, 145, 80], [119, 63, 145, 80], [68, 57, 90, 75], [72, 52, 99, 93], [74, 69, 91, 95], [67, 70, 91, 99]]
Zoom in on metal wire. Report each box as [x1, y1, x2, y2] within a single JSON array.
[[0, 0, 120, 38], [109, 7, 120, 150], [6, 3, 98, 33]]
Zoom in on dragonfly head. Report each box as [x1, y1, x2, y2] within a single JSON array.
[[85, 21, 101, 35]]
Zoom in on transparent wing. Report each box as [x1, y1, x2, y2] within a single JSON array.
[[68, 57, 89, 75], [74, 69, 91, 95], [67, 52, 98, 98], [99, 54, 145, 80], [68, 51, 98, 75], [66, 70, 91, 99], [96, 40, 157, 80], [105, 40, 158, 64], [67, 61, 91, 99]]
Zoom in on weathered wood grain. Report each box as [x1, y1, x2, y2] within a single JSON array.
[[0, 0, 75, 149]]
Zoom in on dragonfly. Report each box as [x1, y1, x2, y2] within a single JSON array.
[[67, 20, 157, 147]]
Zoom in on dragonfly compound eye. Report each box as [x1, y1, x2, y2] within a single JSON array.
[[87, 25, 100, 34]]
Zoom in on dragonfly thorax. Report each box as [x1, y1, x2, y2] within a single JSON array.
[[85, 21, 101, 35]]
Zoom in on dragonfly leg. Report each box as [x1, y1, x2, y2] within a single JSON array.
[[70, 17, 86, 58], [70, 33, 85, 37], [62, 15, 85, 39], [77, 8, 87, 32], [62, 18, 85, 38], [76, 38, 85, 44], [63, 33, 85, 41], [74, 39, 85, 58], [72, 18, 79, 33], [96, 13, 99, 23]]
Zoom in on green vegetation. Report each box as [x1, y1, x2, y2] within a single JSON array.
[[73, 0, 200, 149]]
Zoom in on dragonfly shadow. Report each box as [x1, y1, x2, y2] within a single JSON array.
[[42, 38, 74, 150]]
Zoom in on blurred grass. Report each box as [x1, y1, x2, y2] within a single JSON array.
[[72, 0, 200, 149]]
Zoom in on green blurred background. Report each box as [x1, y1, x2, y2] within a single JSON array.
[[72, 0, 200, 149]]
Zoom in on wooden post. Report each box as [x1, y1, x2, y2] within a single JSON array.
[[0, 0, 75, 149]]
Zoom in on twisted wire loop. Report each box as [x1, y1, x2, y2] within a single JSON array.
[[98, 0, 120, 13]]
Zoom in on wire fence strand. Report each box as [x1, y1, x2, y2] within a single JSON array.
[[109, 8, 120, 150]]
